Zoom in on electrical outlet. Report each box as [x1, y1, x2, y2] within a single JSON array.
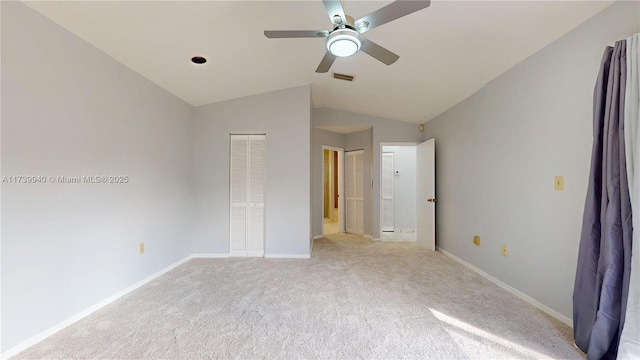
[[473, 235, 481, 246], [139, 243, 145, 254], [555, 176, 564, 190], [502, 245, 508, 256]]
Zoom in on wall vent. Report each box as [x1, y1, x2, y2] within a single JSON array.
[[333, 73, 355, 82]]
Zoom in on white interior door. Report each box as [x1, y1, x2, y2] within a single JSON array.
[[346, 150, 364, 235], [382, 152, 395, 232], [230, 135, 266, 257], [417, 138, 435, 250]]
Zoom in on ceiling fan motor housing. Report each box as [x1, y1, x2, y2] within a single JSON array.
[[326, 27, 363, 57]]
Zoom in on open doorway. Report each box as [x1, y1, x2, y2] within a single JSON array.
[[323, 146, 344, 235], [380, 143, 418, 241]]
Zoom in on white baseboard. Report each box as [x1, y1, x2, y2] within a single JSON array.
[[313, 235, 324, 240], [191, 253, 229, 258], [0, 254, 193, 360], [229, 250, 265, 258], [437, 247, 572, 327], [264, 253, 311, 259]]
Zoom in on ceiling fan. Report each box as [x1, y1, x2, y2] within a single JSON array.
[[264, 0, 431, 73]]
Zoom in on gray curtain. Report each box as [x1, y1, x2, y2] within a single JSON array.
[[618, 32, 640, 360], [573, 40, 632, 360]]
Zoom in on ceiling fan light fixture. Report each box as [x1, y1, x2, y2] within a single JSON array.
[[326, 29, 361, 57], [330, 38, 359, 57]]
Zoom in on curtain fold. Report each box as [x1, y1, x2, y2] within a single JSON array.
[[618, 33, 640, 360], [573, 40, 632, 360]]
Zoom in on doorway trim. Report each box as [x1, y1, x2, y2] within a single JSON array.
[[322, 145, 344, 235], [379, 142, 420, 238]]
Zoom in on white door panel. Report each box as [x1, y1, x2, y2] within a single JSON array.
[[230, 207, 247, 251], [346, 150, 364, 235], [417, 138, 435, 250]]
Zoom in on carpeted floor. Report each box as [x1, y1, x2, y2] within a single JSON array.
[[14, 234, 584, 359]]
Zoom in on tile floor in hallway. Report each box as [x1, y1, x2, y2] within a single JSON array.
[[381, 230, 417, 241], [323, 218, 339, 235], [324, 217, 417, 241]]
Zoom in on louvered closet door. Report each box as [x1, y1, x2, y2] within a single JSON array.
[[381, 152, 394, 232], [230, 135, 266, 257], [247, 136, 265, 257], [345, 150, 364, 235], [230, 137, 248, 255]]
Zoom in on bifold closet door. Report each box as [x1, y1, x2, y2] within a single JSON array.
[[230, 135, 266, 257], [346, 150, 364, 235]]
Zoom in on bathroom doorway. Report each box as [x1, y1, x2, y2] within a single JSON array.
[[322, 146, 344, 235]]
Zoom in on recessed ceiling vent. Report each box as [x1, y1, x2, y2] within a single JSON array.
[[333, 72, 355, 82]]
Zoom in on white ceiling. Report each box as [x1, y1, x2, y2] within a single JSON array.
[[24, 0, 614, 124]]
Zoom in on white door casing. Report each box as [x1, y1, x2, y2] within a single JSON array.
[[382, 152, 395, 232], [346, 150, 364, 235], [230, 135, 266, 257], [417, 138, 436, 250]]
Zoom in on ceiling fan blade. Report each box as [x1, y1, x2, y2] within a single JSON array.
[[322, 0, 347, 25], [355, 0, 431, 34], [361, 39, 399, 65], [264, 30, 329, 38], [316, 52, 337, 73]]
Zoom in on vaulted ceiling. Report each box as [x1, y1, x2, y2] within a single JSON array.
[[25, 1, 614, 123]]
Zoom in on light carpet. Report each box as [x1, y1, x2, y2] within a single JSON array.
[[14, 234, 584, 359]]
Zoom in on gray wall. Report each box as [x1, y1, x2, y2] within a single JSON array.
[[314, 108, 422, 238], [382, 146, 417, 230], [192, 86, 312, 256], [422, 0, 640, 319], [312, 129, 345, 236], [345, 129, 374, 236], [1, 1, 195, 351]]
